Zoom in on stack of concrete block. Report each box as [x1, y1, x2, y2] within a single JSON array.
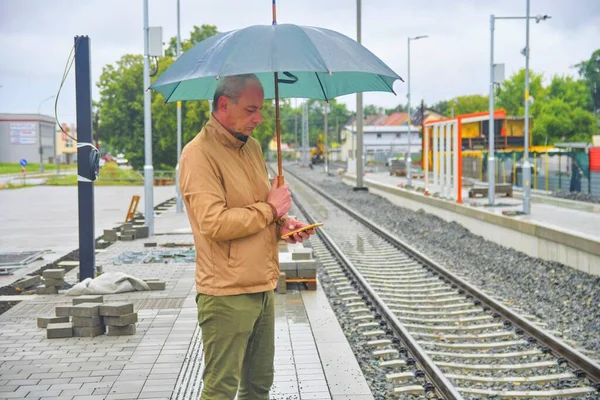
[[133, 224, 149, 239], [278, 252, 297, 278], [11, 275, 41, 294], [72, 303, 105, 337], [277, 245, 317, 279], [296, 259, 317, 279], [42, 296, 137, 339], [120, 222, 136, 241], [36, 269, 66, 295], [143, 278, 166, 290], [100, 302, 137, 336], [276, 272, 287, 294]]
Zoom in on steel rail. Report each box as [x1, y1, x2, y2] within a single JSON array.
[[282, 169, 464, 400]]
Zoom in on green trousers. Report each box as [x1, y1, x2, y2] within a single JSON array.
[[196, 290, 275, 400]]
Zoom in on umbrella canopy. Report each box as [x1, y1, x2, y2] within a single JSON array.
[[151, 23, 402, 102]]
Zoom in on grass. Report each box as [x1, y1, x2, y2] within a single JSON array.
[[45, 162, 144, 186], [0, 163, 76, 175]]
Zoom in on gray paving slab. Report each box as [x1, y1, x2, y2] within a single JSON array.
[[0, 203, 371, 400], [0, 185, 175, 287]]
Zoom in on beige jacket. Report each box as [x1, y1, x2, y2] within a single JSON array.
[[180, 115, 285, 296]]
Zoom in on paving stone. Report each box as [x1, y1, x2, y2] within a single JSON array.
[[43, 278, 65, 287], [134, 225, 149, 239], [10, 275, 41, 290], [107, 324, 136, 336], [58, 260, 79, 267], [279, 260, 298, 278], [72, 295, 104, 305], [42, 269, 66, 279], [36, 285, 58, 295], [47, 323, 73, 339], [55, 305, 73, 317], [291, 248, 313, 260], [277, 272, 287, 294], [120, 234, 135, 241], [72, 316, 103, 328], [103, 313, 138, 327], [122, 222, 134, 230], [99, 303, 134, 317], [146, 280, 166, 290], [71, 303, 100, 318], [37, 316, 70, 328], [144, 242, 157, 247], [297, 269, 317, 279], [103, 229, 118, 242], [73, 325, 106, 338], [296, 259, 317, 269]]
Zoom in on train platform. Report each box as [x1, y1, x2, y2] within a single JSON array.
[[0, 201, 373, 400], [343, 170, 600, 275]]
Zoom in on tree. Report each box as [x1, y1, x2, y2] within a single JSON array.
[[429, 95, 488, 117], [496, 69, 545, 117], [533, 98, 597, 145], [577, 48, 600, 113], [164, 24, 219, 58], [364, 104, 384, 117], [385, 103, 407, 115], [97, 26, 216, 170], [547, 75, 593, 110]]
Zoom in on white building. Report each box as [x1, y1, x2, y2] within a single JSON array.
[[340, 124, 422, 163]]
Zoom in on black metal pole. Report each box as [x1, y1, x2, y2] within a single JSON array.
[[75, 36, 95, 281]]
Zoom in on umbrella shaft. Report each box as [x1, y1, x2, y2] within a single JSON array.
[[272, 0, 277, 25], [274, 72, 283, 184]]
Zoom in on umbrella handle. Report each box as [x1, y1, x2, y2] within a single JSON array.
[[278, 175, 285, 186]]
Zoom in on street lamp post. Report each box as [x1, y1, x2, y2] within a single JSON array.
[[406, 35, 427, 187], [175, 0, 183, 213], [488, 5, 549, 211], [354, 0, 367, 191], [38, 95, 56, 173], [143, 0, 155, 235]]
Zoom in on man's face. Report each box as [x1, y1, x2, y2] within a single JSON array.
[[221, 82, 264, 136]]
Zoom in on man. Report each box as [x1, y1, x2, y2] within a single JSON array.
[[179, 73, 316, 400]]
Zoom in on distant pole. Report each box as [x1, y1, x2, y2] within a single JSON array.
[[406, 35, 428, 186], [488, 15, 496, 205], [324, 102, 329, 173], [175, 0, 183, 213], [294, 100, 298, 163], [355, 0, 366, 191], [302, 102, 309, 165], [407, 37, 412, 186], [37, 95, 55, 172], [143, 0, 154, 234], [522, 0, 532, 214], [421, 99, 425, 170], [74, 36, 96, 281]]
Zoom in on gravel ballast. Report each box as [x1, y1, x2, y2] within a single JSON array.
[[286, 164, 600, 362]]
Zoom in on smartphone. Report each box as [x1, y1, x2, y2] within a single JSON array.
[[281, 222, 323, 239]]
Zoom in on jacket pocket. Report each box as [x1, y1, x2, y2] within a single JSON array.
[[211, 240, 233, 269]]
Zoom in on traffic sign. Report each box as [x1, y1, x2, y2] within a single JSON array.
[[19, 159, 27, 167]]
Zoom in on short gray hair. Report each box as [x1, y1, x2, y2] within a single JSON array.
[[213, 74, 261, 106]]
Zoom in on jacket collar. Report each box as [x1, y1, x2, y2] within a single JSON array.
[[208, 114, 247, 150]]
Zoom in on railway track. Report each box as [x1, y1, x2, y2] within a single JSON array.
[[282, 165, 600, 399]]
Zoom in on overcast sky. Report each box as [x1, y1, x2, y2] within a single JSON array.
[[1, 0, 599, 124]]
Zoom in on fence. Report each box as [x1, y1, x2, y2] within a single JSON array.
[[462, 149, 600, 197]]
